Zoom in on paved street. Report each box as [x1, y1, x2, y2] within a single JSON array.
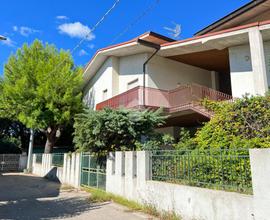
[[0, 173, 155, 220]]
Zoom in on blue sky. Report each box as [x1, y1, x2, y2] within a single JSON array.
[[0, 0, 250, 75]]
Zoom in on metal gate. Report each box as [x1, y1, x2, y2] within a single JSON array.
[[0, 154, 20, 172], [80, 153, 106, 190]]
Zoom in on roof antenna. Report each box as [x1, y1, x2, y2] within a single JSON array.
[[164, 22, 181, 39]]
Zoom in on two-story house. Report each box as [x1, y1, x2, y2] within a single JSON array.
[[83, 0, 270, 138]]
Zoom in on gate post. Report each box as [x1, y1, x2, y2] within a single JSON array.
[[250, 149, 270, 220]]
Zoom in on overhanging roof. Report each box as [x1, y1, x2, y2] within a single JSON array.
[[83, 32, 174, 84], [195, 0, 270, 36], [83, 21, 270, 85]]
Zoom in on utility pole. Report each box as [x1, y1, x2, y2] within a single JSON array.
[[26, 129, 34, 172]]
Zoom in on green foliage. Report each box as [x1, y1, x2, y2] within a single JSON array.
[[174, 128, 196, 150], [0, 136, 22, 154], [196, 95, 270, 149], [0, 40, 83, 129], [0, 118, 29, 151], [0, 40, 83, 152], [73, 108, 166, 154]]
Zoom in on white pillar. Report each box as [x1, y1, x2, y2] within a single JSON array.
[[26, 129, 34, 172], [211, 71, 219, 90], [249, 27, 268, 95], [250, 149, 270, 220]]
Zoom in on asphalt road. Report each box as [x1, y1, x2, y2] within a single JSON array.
[[0, 173, 155, 220]]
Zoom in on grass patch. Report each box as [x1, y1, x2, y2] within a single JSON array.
[[83, 187, 182, 220], [61, 184, 75, 191]]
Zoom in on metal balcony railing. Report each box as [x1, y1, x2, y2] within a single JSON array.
[[96, 84, 232, 114]]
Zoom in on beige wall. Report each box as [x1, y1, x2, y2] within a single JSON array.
[[147, 55, 212, 90], [83, 58, 115, 109], [229, 41, 270, 97], [118, 53, 147, 93], [83, 52, 216, 108]]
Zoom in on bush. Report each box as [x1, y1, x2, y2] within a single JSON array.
[[196, 95, 270, 149], [0, 136, 21, 153], [73, 108, 166, 154]]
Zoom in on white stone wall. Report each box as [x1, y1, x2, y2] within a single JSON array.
[[106, 151, 255, 220], [32, 153, 81, 188]]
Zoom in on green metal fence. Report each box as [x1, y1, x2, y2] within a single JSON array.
[[151, 149, 252, 194], [35, 154, 43, 164], [80, 153, 106, 190], [52, 153, 64, 167]]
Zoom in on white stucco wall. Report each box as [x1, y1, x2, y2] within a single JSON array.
[[229, 45, 255, 97], [147, 55, 212, 90], [32, 153, 81, 188], [229, 41, 270, 97], [106, 151, 254, 220], [264, 41, 270, 86], [83, 58, 114, 108], [118, 53, 147, 93]]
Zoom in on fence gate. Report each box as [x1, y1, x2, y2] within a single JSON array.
[[0, 154, 20, 172], [80, 153, 106, 190]]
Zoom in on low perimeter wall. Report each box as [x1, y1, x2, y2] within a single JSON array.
[[106, 151, 255, 220], [32, 150, 270, 220], [32, 153, 81, 188]]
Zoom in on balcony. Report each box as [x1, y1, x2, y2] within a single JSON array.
[[96, 84, 232, 117]]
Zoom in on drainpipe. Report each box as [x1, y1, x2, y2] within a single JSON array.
[[137, 39, 161, 107]]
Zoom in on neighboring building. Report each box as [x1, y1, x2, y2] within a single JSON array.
[[83, 0, 270, 138]]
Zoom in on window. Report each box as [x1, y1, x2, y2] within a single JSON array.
[[127, 78, 139, 90], [102, 89, 108, 101]]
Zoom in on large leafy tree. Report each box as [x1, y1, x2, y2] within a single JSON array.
[[0, 40, 83, 153], [73, 108, 166, 154]]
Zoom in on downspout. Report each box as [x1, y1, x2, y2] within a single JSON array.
[[142, 49, 160, 106]]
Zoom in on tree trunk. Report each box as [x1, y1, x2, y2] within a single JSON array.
[[44, 126, 58, 153]]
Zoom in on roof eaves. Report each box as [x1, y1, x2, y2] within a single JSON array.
[[194, 0, 267, 36]]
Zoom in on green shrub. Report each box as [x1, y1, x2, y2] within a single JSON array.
[[73, 108, 166, 154], [0, 136, 21, 153]]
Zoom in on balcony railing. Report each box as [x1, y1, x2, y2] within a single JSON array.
[[96, 84, 232, 114]]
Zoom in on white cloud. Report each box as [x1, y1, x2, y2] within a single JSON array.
[[78, 49, 88, 56], [87, 44, 95, 49], [13, 26, 18, 31], [1, 37, 16, 47], [13, 25, 40, 37], [56, 15, 69, 20], [58, 22, 95, 41]]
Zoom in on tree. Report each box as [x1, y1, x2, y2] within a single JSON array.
[[0, 118, 30, 151], [0, 40, 83, 153], [73, 108, 166, 154]]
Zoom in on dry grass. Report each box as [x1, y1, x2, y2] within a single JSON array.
[[83, 187, 182, 220]]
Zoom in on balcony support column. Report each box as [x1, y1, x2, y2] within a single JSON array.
[[249, 27, 268, 96]]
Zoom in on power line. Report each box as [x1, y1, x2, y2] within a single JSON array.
[[110, 0, 160, 44], [48, 0, 121, 78]]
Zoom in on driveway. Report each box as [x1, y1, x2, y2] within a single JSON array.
[[0, 173, 155, 220]]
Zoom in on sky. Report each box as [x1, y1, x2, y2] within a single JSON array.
[[0, 0, 250, 75]]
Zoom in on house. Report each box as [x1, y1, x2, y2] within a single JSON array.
[[83, 0, 270, 138]]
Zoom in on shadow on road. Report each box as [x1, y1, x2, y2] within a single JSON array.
[[0, 173, 101, 220]]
